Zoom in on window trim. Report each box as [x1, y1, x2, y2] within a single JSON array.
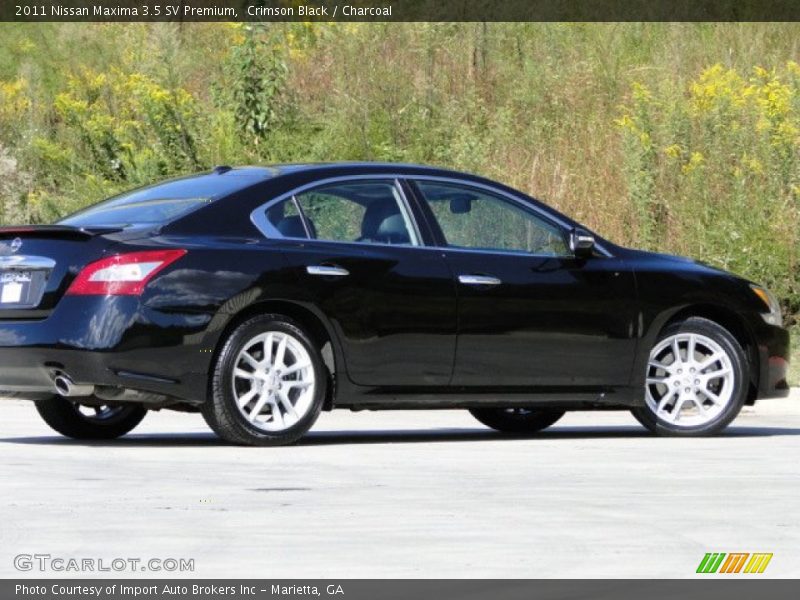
[[250, 177, 422, 248], [249, 174, 613, 258], [290, 195, 313, 239]]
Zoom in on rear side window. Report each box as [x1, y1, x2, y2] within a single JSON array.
[[59, 174, 250, 227], [266, 197, 308, 238], [263, 180, 419, 246]]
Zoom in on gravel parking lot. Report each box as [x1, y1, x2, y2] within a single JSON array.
[[1, 391, 798, 578]]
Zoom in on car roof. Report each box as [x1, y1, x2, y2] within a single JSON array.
[[212, 162, 481, 180], [109, 163, 475, 208], [205, 162, 514, 202]]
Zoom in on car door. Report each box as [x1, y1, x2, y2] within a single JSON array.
[[409, 178, 638, 390], [255, 178, 457, 387]]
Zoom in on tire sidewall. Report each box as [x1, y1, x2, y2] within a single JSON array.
[[211, 315, 326, 445], [635, 317, 748, 436], [35, 397, 146, 440], [469, 408, 566, 434]]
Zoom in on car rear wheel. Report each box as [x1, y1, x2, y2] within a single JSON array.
[[34, 396, 146, 440], [631, 317, 747, 436], [202, 314, 326, 446], [469, 407, 566, 433]]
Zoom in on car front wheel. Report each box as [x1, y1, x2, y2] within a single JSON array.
[[35, 397, 146, 440], [469, 407, 566, 434], [202, 314, 327, 446], [631, 317, 748, 436]]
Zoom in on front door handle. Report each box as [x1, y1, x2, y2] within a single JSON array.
[[458, 274, 502, 286], [307, 265, 350, 277]]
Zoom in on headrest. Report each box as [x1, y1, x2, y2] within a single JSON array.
[[276, 215, 307, 238], [376, 214, 409, 242]]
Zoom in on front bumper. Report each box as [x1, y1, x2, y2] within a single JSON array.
[[0, 296, 214, 403], [754, 322, 791, 400]]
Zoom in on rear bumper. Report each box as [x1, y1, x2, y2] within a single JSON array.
[[0, 345, 188, 397], [0, 296, 214, 403]]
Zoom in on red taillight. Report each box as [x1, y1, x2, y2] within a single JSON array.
[[66, 249, 187, 296]]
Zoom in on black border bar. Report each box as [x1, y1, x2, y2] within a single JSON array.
[[4, 580, 800, 600], [3, 0, 800, 22]]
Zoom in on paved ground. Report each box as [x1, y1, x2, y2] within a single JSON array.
[[0, 391, 798, 579]]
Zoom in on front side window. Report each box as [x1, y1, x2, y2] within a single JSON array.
[[415, 181, 569, 256], [264, 180, 419, 246]]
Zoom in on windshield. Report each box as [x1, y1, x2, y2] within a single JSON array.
[[59, 173, 251, 227]]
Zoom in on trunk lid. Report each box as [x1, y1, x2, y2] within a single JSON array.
[[0, 225, 123, 319]]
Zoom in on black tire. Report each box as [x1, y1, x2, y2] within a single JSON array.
[[631, 317, 748, 436], [34, 396, 146, 440], [469, 407, 566, 434], [202, 314, 327, 446]]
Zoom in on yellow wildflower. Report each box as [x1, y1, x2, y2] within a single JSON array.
[[631, 82, 652, 103], [682, 151, 705, 174], [614, 114, 636, 131], [747, 157, 764, 175], [0, 78, 31, 118]]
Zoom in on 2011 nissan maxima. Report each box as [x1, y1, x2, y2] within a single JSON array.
[[0, 163, 790, 445]]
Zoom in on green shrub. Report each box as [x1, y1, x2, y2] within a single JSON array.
[[617, 63, 800, 323]]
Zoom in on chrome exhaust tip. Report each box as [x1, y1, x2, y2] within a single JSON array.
[[53, 374, 95, 398]]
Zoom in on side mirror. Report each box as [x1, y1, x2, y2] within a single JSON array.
[[569, 228, 595, 258]]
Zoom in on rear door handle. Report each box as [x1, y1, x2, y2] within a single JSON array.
[[306, 265, 350, 277], [458, 274, 502, 286]]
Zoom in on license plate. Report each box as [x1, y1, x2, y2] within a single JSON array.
[[0, 271, 32, 304]]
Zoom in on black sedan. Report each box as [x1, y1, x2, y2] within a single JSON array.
[[0, 163, 790, 445]]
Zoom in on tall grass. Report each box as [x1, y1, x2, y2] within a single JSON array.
[[0, 23, 798, 341]]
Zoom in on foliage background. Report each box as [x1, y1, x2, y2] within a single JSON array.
[[0, 22, 797, 377]]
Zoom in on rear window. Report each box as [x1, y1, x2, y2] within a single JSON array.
[[59, 174, 251, 227]]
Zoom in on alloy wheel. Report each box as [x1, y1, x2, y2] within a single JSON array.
[[231, 331, 316, 432], [73, 403, 128, 422], [645, 332, 735, 427]]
